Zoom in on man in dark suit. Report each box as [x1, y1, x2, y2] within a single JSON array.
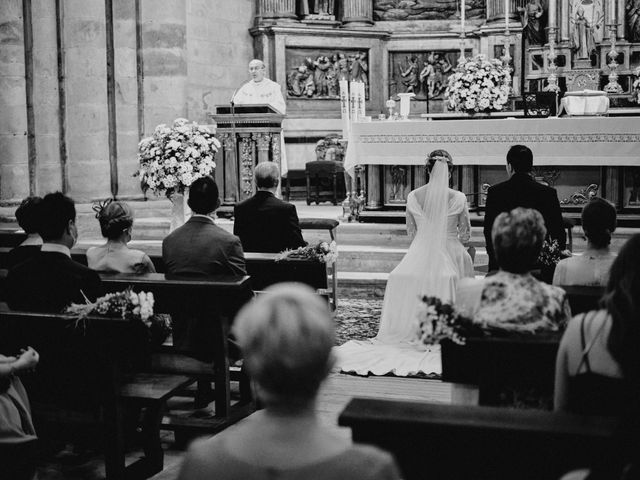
[[163, 176, 246, 276], [484, 145, 566, 272], [233, 162, 305, 253], [7, 192, 102, 312]]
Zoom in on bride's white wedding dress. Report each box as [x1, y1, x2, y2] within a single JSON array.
[[335, 160, 474, 376]]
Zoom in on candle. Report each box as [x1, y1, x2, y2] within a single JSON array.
[[461, 0, 465, 34], [505, 0, 509, 33], [609, 0, 616, 25]]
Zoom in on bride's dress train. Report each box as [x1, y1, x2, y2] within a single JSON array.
[[334, 161, 473, 377]]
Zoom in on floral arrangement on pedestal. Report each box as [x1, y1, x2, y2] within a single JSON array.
[[444, 55, 511, 114], [276, 241, 338, 264], [135, 118, 220, 231], [416, 296, 475, 346]]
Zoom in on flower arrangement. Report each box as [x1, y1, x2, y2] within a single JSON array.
[[66, 288, 155, 328], [135, 118, 220, 197], [445, 54, 511, 114], [537, 239, 567, 267], [276, 241, 338, 264], [416, 296, 473, 346]]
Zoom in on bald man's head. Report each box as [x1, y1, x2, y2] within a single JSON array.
[[249, 59, 266, 82]]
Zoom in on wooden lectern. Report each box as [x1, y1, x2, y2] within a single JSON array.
[[209, 105, 285, 205]]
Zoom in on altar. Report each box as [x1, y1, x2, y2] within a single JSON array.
[[344, 116, 640, 212]]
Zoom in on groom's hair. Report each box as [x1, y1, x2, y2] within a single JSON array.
[[506, 145, 533, 173], [38, 192, 76, 242], [187, 176, 219, 215]]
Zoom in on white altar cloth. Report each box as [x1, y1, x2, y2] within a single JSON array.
[[344, 116, 640, 174]]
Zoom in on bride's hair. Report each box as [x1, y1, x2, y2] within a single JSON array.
[[426, 150, 453, 173]]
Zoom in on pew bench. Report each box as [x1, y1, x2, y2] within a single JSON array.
[[0, 310, 193, 480], [339, 398, 616, 480]]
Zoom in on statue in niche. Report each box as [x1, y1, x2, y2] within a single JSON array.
[[400, 56, 419, 93], [572, 5, 598, 58], [518, 0, 546, 45], [432, 54, 452, 96], [627, 0, 640, 41], [419, 55, 436, 97], [286, 50, 369, 99], [300, 0, 335, 19]]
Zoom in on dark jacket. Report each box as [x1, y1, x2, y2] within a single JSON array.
[[162, 216, 246, 276], [233, 191, 305, 253], [7, 251, 102, 312], [484, 172, 566, 272]]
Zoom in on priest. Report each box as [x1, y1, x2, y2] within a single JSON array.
[[232, 59, 288, 175]]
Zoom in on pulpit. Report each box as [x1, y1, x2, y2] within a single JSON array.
[[209, 105, 285, 205]]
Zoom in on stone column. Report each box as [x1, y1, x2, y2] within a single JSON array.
[[341, 0, 373, 27], [560, 0, 570, 42], [257, 0, 298, 23], [222, 133, 238, 203], [617, 0, 625, 39], [253, 132, 271, 164], [366, 165, 381, 208]]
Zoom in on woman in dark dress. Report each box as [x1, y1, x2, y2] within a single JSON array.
[[7, 196, 43, 269]]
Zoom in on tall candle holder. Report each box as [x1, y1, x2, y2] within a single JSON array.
[[603, 23, 623, 94], [459, 33, 467, 64], [543, 26, 560, 93]]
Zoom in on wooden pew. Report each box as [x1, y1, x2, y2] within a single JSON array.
[[560, 285, 604, 315], [339, 398, 616, 480], [98, 272, 255, 434], [0, 310, 192, 479], [441, 335, 561, 407], [0, 229, 26, 248]]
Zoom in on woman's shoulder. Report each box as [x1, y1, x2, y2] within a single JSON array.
[[332, 444, 400, 479]]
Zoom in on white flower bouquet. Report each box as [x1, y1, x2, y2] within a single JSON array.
[[445, 54, 511, 114], [135, 118, 220, 197], [416, 296, 474, 346], [276, 241, 338, 264], [66, 288, 155, 328]]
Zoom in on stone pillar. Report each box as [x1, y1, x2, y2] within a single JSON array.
[[256, 0, 298, 23], [0, 0, 29, 201], [617, 0, 625, 39], [254, 132, 271, 164], [560, 0, 570, 42], [366, 165, 381, 208], [222, 133, 238, 203], [486, 0, 524, 24], [341, 0, 373, 27], [461, 166, 476, 208]]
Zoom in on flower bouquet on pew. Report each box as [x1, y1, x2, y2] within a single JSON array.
[[536, 239, 571, 283], [276, 241, 338, 264], [416, 296, 479, 346], [65, 288, 171, 346]]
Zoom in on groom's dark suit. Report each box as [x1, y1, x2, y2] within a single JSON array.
[[484, 172, 566, 272], [233, 191, 305, 253], [7, 251, 102, 312]]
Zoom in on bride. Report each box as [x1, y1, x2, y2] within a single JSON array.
[[335, 150, 474, 376]]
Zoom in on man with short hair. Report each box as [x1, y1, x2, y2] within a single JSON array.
[[234, 162, 305, 253], [483, 145, 566, 272], [7, 192, 102, 312], [163, 176, 246, 276]]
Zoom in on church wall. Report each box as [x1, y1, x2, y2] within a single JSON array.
[[0, 0, 255, 203]]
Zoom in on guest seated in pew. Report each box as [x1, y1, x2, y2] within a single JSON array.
[[553, 198, 616, 287], [177, 284, 400, 480], [163, 176, 246, 276], [457, 208, 571, 332], [0, 347, 39, 479], [87, 200, 155, 274], [7, 192, 102, 312], [556, 236, 640, 480], [6, 196, 43, 269], [233, 162, 306, 253]]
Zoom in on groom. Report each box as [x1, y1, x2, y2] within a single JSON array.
[[484, 145, 566, 272]]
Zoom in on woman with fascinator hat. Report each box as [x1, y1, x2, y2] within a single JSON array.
[[86, 200, 156, 274], [335, 150, 474, 377]]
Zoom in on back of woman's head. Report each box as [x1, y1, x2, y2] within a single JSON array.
[[492, 207, 547, 273], [582, 197, 616, 249], [604, 234, 640, 378], [95, 200, 133, 240], [426, 149, 453, 173], [15, 196, 43, 234], [233, 283, 334, 410]]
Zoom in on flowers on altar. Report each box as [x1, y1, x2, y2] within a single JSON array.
[[135, 118, 220, 197], [276, 241, 338, 264], [444, 54, 511, 114], [416, 296, 473, 346]]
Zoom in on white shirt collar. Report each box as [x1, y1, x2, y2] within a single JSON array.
[[20, 233, 43, 247], [41, 243, 71, 258]]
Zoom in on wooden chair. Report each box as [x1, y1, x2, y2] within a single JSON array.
[[305, 160, 346, 205], [339, 398, 616, 480], [0, 310, 192, 479]]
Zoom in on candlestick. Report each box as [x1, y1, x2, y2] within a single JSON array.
[[608, 0, 616, 26], [505, 0, 510, 33], [461, 0, 465, 35], [604, 23, 623, 94]]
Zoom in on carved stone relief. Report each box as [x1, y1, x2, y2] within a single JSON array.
[[286, 48, 369, 99], [389, 51, 460, 100], [374, 0, 485, 21], [628, 0, 640, 41]]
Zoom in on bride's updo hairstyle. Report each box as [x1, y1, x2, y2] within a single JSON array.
[[94, 200, 134, 240], [233, 283, 334, 412], [492, 207, 546, 273], [581, 197, 616, 249], [426, 149, 453, 173]]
